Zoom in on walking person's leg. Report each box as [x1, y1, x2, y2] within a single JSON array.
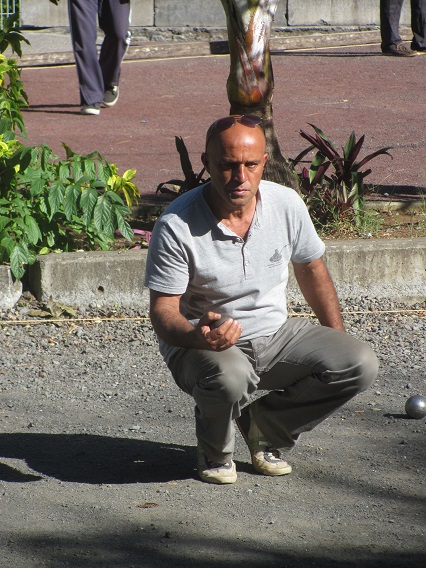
[[410, 0, 426, 50], [98, 0, 131, 105], [68, 0, 104, 110], [380, 0, 405, 49]]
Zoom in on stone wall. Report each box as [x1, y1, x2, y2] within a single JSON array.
[[20, 0, 410, 29]]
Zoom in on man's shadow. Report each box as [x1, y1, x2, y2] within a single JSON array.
[[0, 433, 196, 484], [23, 104, 81, 115]]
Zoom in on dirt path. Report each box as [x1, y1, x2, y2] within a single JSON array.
[[1, 300, 425, 567], [21, 45, 426, 201]]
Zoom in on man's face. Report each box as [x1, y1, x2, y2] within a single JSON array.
[[201, 122, 268, 214]]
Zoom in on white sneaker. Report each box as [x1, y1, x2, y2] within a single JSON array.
[[197, 445, 237, 484], [236, 406, 292, 476]]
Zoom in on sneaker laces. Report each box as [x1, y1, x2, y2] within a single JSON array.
[[207, 460, 232, 469], [261, 449, 284, 462]]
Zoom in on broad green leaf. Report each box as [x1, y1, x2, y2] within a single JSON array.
[[24, 215, 42, 244], [10, 242, 29, 280], [46, 230, 56, 248], [116, 211, 134, 242], [30, 176, 46, 197], [106, 190, 125, 205], [93, 194, 114, 236], [59, 162, 71, 182], [39, 198, 48, 215], [0, 215, 9, 231], [113, 203, 131, 217], [48, 181, 65, 216], [11, 217, 27, 233], [82, 157, 96, 178], [0, 235, 15, 254], [64, 184, 79, 221], [97, 161, 109, 185], [71, 156, 83, 181], [80, 186, 98, 225], [95, 232, 113, 250]]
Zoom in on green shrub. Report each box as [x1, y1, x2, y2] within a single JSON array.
[[0, 143, 135, 279], [0, 15, 139, 281], [292, 124, 392, 228]]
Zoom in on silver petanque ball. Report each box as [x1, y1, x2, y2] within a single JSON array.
[[405, 395, 426, 419]]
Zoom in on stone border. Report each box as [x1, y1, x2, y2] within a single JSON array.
[[5, 238, 419, 311], [16, 27, 399, 68]]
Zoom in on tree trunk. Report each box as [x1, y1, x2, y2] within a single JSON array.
[[220, 0, 300, 190]]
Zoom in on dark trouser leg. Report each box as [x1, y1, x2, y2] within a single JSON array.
[[244, 319, 379, 451], [380, 0, 405, 50], [99, 0, 131, 88], [411, 0, 426, 48], [68, 0, 104, 106]]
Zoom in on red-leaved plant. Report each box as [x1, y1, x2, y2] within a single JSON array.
[[291, 124, 393, 227]]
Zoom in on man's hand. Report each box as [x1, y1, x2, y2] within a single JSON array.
[[149, 291, 242, 351], [198, 312, 242, 351]]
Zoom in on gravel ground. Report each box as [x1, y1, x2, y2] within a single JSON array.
[[0, 295, 425, 568]]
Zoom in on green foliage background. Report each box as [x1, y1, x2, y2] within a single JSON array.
[[0, 15, 140, 280]]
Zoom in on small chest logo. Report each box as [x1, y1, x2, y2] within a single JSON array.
[[269, 249, 282, 263], [268, 244, 289, 267]]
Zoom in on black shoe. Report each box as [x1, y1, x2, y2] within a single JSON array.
[[411, 44, 426, 53], [103, 86, 119, 107], [382, 43, 416, 57], [80, 103, 101, 115]]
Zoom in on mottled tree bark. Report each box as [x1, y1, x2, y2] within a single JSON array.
[[220, 0, 300, 190]]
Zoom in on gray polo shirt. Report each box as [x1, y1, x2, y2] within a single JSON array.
[[145, 180, 325, 363]]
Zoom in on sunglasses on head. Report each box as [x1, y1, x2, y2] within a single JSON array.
[[205, 115, 263, 149]]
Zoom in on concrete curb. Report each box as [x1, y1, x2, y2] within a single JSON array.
[[16, 28, 391, 68], [14, 237, 424, 311]]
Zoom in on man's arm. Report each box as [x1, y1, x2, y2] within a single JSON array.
[[149, 290, 242, 351], [292, 257, 345, 332]]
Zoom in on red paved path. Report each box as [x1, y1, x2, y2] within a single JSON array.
[[21, 44, 426, 201]]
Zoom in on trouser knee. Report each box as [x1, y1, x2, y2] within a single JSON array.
[[319, 339, 379, 394], [355, 343, 379, 392], [171, 346, 258, 406], [198, 359, 254, 405]]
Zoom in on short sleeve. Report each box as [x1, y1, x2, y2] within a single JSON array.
[[144, 220, 190, 294], [290, 195, 325, 263]]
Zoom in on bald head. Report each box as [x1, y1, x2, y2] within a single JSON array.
[[201, 116, 268, 216], [205, 115, 266, 153]]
